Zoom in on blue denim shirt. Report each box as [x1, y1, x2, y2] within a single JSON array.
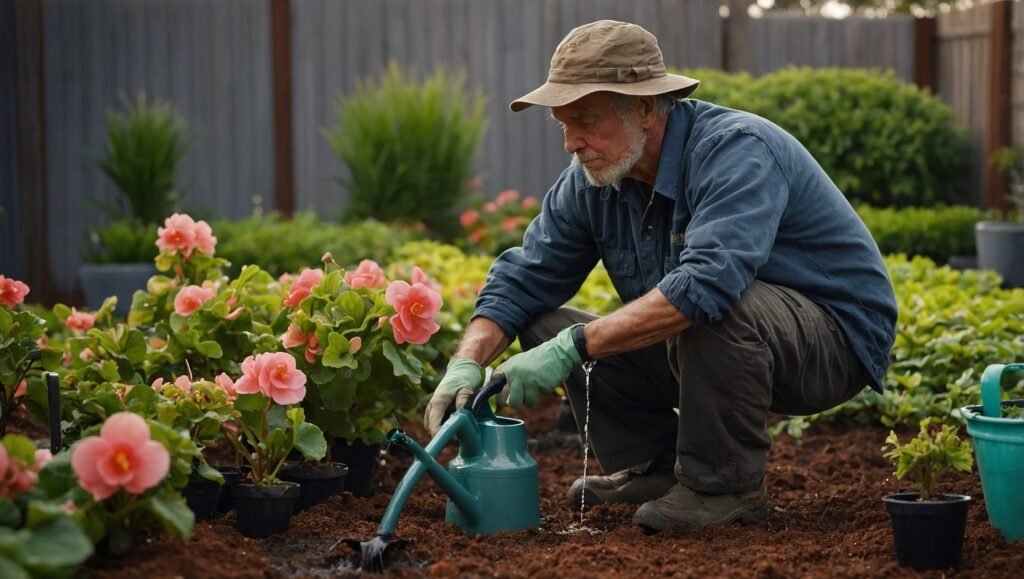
[[475, 100, 897, 391]]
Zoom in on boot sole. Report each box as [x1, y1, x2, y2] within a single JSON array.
[[634, 501, 770, 533]]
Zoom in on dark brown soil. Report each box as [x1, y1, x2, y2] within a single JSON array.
[[80, 396, 1024, 578]]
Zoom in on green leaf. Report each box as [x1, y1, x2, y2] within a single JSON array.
[[321, 333, 356, 369], [195, 462, 225, 484], [293, 422, 327, 462], [234, 393, 268, 412], [383, 340, 421, 381], [1, 436, 37, 465], [20, 515, 94, 572], [148, 491, 194, 541], [0, 500, 20, 528], [37, 452, 76, 498], [196, 340, 223, 358], [0, 557, 30, 579]]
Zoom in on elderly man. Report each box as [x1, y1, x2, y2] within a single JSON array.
[[424, 20, 897, 533]]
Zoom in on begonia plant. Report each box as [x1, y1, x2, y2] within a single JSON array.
[[458, 189, 541, 255], [223, 352, 326, 484], [280, 257, 444, 445]]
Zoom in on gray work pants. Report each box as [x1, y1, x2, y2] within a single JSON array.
[[518, 280, 870, 494]]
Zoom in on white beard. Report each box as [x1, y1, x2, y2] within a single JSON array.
[[572, 119, 647, 189]]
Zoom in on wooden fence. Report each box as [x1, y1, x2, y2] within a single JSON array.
[[2, 0, 1020, 302]]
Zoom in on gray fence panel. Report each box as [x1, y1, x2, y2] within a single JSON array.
[[0, 0, 18, 278], [43, 0, 273, 295], [291, 0, 723, 215], [746, 14, 915, 81]]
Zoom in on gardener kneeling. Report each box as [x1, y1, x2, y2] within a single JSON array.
[[424, 20, 898, 532]]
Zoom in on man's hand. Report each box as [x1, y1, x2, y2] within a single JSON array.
[[424, 358, 484, 436], [495, 325, 582, 408]]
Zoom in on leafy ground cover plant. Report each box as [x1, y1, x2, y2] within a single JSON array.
[[324, 62, 486, 239], [882, 417, 973, 500], [855, 204, 989, 263], [772, 254, 1024, 438]]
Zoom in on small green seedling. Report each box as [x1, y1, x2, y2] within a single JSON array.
[[1002, 405, 1024, 419], [882, 417, 974, 501]]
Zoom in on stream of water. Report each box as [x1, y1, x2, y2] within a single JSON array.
[[558, 360, 604, 536]]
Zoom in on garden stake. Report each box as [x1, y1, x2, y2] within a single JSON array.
[[46, 372, 61, 453], [347, 376, 540, 572]]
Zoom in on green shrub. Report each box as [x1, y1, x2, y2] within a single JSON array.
[[323, 62, 487, 239], [681, 67, 970, 208], [213, 213, 427, 277], [96, 92, 190, 225], [82, 219, 159, 264], [856, 204, 986, 263]]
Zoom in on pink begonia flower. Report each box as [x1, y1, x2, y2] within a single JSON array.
[[71, 412, 171, 501], [234, 352, 307, 405], [348, 336, 362, 355], [411, 266, 443, 293], [321, 252, 333, 264], [173, 375, 193, 392], [224, 306, 245, 320], [305, 334, 321, 364], [226, 295, 238, 309], [469, 230, 484, 245], [459, 209, 480, 227], [0, 276, 30, 308], [65, 307, 96, 332], [151, 377, 165, 391], [483, 202, 498, 213], [174, 285, 217, 316], [214, 372, 236, 399], [283, 268, 324, 307], [0, 445, 8, 484], [116, 383, 133, 402], [281, 323, 307, 349], [156, 213, 199, 257], [14, 380, 26, 398], [192, 219, 217, 256], [58, 500, 77, 515], [79, 348, 95, 362], [496, 189, 520, 206], [522, 196, 539, 208], [34, 449, 52, 470], [385, 281, 442, 345], [501, 217, 523, 232], [344, 260, 388, 289], [37, 334, 49, 350]]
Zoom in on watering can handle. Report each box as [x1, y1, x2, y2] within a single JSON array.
[[981, 363, 1024, 418], [468, 376, 507, 417]]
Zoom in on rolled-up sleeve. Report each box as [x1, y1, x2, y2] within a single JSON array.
[[658, 130, 789, 325], [474, 168, 599, 339]]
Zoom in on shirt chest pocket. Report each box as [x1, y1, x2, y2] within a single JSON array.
[[602, 248, 636, 277]]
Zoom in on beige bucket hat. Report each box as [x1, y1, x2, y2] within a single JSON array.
[[510, 20, 700, 112]]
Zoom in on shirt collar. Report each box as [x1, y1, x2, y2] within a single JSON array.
[[652, 105, 690, 201]]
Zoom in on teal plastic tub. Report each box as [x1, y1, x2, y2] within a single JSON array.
[[960, 363, 1024, 542]]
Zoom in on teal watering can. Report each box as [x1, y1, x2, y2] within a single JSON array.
[[960, 363, 1024, 542], [347, 376, 540, 571]]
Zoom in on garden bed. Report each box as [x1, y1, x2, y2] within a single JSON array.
[[83, 396, 1024, 578]]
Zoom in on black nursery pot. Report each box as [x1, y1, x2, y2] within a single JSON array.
[[883, 492, 971, 570], [279, 462, 349, 512], [232, 481, 301, 538], [214, 466, 245, 513], [182, 472, 223, 521], [331, 441, 382, 497]]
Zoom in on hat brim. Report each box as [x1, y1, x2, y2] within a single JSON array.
[[509, 73, 700, 112]]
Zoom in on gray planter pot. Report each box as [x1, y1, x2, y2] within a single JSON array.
[[975, 221, 1024, 288], [79, 263, 156, 315]]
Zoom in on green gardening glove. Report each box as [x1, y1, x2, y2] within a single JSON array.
[[495, 325, 582, 408], [424, 357, 484, 436]]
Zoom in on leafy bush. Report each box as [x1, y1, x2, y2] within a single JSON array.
[[81, 219, 159, 264], [681, 67, 970, 207], [96, 93, 190, 225], [855, 204, 987, 263], [323, 62, 487, 239], [773, 255, 1024, 438], [213, 213, 427, 277]]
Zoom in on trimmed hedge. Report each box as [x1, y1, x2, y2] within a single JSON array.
[[681, 67, 970, 208], [855, 204, 987, 263]]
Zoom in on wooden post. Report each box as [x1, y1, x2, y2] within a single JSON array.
[[987, 0, 1012, 211], [14, 0, 51, 303], [913, 16, 936, 94], [271, 0, 295, 217], [723, 0, 750, 74]]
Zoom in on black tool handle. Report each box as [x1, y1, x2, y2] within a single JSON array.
[[468, 375, 507, 417], [46, 372, 61, 454]]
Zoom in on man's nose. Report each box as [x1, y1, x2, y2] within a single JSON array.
[[563, 128, 585, 154]]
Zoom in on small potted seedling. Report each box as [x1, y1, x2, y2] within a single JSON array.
[[881, 417, 974, 570]]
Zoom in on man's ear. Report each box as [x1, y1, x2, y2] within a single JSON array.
[[638, 95, 657, 126]]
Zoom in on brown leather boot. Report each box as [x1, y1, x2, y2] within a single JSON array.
[[566, 460, 677, 508], [632, 482, 769, 532]]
